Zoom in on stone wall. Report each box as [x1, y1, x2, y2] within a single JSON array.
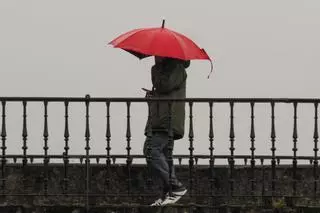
[[0, 163, 320, 213]]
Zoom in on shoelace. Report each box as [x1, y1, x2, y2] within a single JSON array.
[[168, 196, 177, 200]]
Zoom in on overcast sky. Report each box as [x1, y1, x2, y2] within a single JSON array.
[[1, 0, 320, 165]]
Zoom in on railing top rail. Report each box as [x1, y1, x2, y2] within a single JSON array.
[[1, 96, 320, 103]]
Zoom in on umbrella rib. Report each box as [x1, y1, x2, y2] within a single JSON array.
[[109, 28, 144, 45], [128, 29, 161, 56], [111, 28, 158, 53], [168, 30, 187, 60], [143, 29, 160, 56]]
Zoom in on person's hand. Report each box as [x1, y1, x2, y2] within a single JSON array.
[[142, 88, 153, 98], [145, 91, 153, 98]]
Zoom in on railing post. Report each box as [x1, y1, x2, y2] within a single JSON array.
[[126, 101, 132, 196], [228, 101, 235, 197], [188, 101, 194, 200], [208, 101, 216, 208], [22, 100, 28, 191], [84, 95, 91, 213], [270, 101, 277, 197], [313, 102, 319, 200], [1, 101, 6, 196], [292, 102, 298, 196], [105, 101, 111, 192], [250, 102, 256, 196], [43, 100, 49, 196], [63, 100, 69, 194]]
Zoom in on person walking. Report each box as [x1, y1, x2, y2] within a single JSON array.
[[143, 56, 190, 206]]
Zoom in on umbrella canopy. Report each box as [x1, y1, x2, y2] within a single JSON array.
[[109, 20, 213, 77]]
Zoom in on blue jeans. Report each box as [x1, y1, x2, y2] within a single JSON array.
[[143, 132, 182, 190]]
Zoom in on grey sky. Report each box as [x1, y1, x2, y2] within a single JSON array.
[[0, 0, 320, 165]]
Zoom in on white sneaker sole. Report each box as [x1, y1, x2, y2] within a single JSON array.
[[150, 198, 163, 206]]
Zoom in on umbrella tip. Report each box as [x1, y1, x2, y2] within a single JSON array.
[[162, 19, 165, 28]]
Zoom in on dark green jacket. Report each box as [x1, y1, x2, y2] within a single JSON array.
[[144, 60, 188, 140]]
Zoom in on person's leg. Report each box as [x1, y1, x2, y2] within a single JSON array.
[[162, 141, 184, 190], [143, 132, 187, 205], [160, 137, 187, 205], [143, 133, 172, 205], [143, 133, 173, 189]]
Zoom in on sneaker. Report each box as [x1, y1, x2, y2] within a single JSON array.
[[161, 187, 187, 206], [150, 197, 163, 206], [164, 184, 187, 196]]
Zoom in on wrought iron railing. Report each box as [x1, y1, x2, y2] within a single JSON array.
[[0, 96, 319, 212]]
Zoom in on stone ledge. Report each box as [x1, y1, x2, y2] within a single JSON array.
[[0, 164, 320, 210], [1, 206, 320, 213]]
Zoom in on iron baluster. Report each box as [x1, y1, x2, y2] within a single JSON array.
[[105, 101, 111, 191], [208, 101, 216, 208], [229, 101, 235, 197], [292, 102, 298, 196], [63, 101, 69, 193], [188, 101, 194, 198], [270, 102, 277, 196], [22, 101, 28, 190], [1, 101, 7, 194], [43, 101, 49, 196], [313, 102, 319, 199], [126, 101, 132, 196], [85, 95, 91, 213], [250, 102, 256, 195]]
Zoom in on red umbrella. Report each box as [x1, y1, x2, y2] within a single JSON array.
[[109, 20, 213, 77]]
